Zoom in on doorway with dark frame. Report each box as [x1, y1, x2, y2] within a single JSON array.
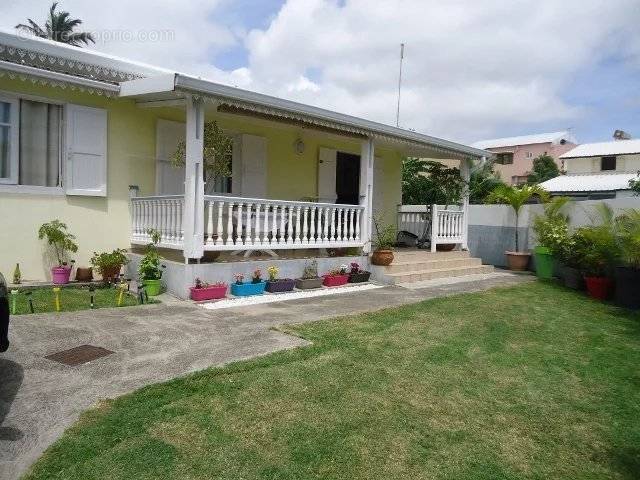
[[336, 152, 360, 205]]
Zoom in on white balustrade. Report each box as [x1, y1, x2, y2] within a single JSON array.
[[397, 204, 467, 251], [130, 196, 185, 247], [201, 196, 365, 251]]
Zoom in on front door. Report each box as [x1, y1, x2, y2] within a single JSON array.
[[336, 152, 360, 205]]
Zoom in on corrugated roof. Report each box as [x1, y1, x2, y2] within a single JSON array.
[[539, 173, 636, 192], [472, 131, 576, 149], [560, 139, 640, 159]]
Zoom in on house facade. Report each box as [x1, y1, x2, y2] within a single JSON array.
[[539, 139, 640, 199], [471, 131, 577, 185], [0, 30, 487, 294]]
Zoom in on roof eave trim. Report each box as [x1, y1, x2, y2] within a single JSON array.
[[174, 74, 487, 159]]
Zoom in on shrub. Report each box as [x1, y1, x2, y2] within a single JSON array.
[[615, 209, 640, 269], [38, 220, 78, 267], [532, 197, 571, 256], [90, 249, 129, 276], [138, 229, 164, 281]]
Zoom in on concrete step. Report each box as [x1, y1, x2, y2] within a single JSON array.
[[383, 265, 495, 285], [391, 250, 470, 261], [383, 257, 482, 274]]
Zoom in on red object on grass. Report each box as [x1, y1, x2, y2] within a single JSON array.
[[322, 274, 349, 287], [190, 284, 227, 301], [584, 276, 612, 300]]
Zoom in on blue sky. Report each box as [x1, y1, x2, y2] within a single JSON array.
[[2, 0, 639, 145]]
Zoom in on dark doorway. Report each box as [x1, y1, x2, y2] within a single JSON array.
[[336, 152, 360, 205]]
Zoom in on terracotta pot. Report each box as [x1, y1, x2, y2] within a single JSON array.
[[75, 267, 93, 282], [371, 250, 394, 266], [436, 243, 456, 252], [505, 251, 530, 271], [100, 265, 122, 283]]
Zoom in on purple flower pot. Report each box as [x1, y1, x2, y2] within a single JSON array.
[[51, 266, 72, 285], [266, 279, 296, 293]]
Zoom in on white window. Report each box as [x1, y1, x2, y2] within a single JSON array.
[[526, 152, 533, 159], [0, 94, 63, 188]]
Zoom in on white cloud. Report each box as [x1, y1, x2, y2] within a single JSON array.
[[2, 0, 640, 143]]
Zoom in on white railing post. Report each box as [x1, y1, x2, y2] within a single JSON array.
[[360, 138, 374, 253], [430, 204, 438, 252], [460, 157, 471, 250], [183, 95, 205, 259]]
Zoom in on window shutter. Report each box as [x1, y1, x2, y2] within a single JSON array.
[[65, 104, 107, 196], [317, 147, 337, 203], [239, 134, 267, 197]]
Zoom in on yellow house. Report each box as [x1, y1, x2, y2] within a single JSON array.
[[0, 30, 488, 296]]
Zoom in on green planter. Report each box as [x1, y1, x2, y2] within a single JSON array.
[[143, 279, 163, 296], [534, 246, 554, 279]]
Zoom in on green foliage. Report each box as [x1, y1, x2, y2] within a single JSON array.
[[527, 154, 560, 184], [138, 229, 164, 281], [532, 197, 572, 255], [402, 158, 465, 206], [615, 209, 640, 269], [571, 204, 620, 276], [486, 184, 549, 251], [173, 121, 233, 190], [372, 215, 396, 251], [90, 249, 129, 275], [15, 2, 95, 46], [301, 260, 319, 279], [469, 159, 506, 204], [37, 219, 78, 266], [629, 173, 640, 195]]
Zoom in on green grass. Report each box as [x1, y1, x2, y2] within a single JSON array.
[[25, 282, 640, 479], [10, 285, 146, 314]]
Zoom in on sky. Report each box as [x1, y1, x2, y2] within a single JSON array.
[[2, 0, 639, 145]]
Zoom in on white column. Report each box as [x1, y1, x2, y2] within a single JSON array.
[[430, 204, 438, 253], [360, 138, 375, 253], [460, 157, 472, 251], [182, 96, 205, 260]]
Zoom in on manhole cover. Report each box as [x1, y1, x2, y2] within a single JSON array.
[[45, 345, 114, 366]]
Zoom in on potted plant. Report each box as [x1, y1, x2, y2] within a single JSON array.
[[138, 229, 165, 296], [323, 264, 350, 287], [38, 220, 78, 285], [348, 262, 371, 283], [190, 278, 227, 301], [614, 209, 640, 309], [371, 216, 397, 266], [90, 249, 129, 283], [231, 269, 266, 296], [265, 266, 295, 293], [486, 184, 549, 271], [556, 233, 584, 290], [573, 227, 617, 300], [295, 260, 324, 290], [532, 197, 571, 279], [75, 266, 93, 282]]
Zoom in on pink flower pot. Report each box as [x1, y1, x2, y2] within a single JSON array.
[[322, 274, 349, 287], [51, 266, 72, 285], [190, 285, 227, 301]]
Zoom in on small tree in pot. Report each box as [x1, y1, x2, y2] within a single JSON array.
[[371, 216, 397, 266], [138, 229, 165, 296], [614, 208, 640, 309], [486, 184, 549, 271], [38, 220, 78, 284]]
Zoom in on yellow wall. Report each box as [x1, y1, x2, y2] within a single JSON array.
[[566, 154, 640, 174], [0, 79, 402, 281]]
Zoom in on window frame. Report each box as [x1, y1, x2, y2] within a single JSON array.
[[0, 90, 65, 194], [600, 156, 616, 171], [0, 93, 19, 185], [495, 152, 514, 165]]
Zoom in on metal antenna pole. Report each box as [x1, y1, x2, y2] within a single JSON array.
[[396, 43, 405, 127]]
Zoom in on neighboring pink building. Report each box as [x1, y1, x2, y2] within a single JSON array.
[[472, 131, 578, 185]]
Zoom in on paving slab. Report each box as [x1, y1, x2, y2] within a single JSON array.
[[0, 273, 534, 479]]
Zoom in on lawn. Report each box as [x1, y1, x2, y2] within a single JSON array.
[[10, 285, 145, 315], [25, 282, 640, 479]]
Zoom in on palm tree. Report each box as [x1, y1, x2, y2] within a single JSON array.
[[16, 2, 94, 47], [487, 184, 549, 252]]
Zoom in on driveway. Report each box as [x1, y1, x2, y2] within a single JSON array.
[[0, 273, 532, 479]]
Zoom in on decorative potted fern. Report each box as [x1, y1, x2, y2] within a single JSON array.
[[38, 220, 78, 285], [190, 278, 227, 301], [265, 266, 295, 293], [295, 260, 323, 290], [322, 265, 350, 287]]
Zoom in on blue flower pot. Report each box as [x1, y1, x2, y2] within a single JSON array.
[[231, 281, 266, 297]]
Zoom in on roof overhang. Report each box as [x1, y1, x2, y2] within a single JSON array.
[[119, 73, 489, 160]]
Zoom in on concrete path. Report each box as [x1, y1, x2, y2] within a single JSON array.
[[0, 273, 533, 479]]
